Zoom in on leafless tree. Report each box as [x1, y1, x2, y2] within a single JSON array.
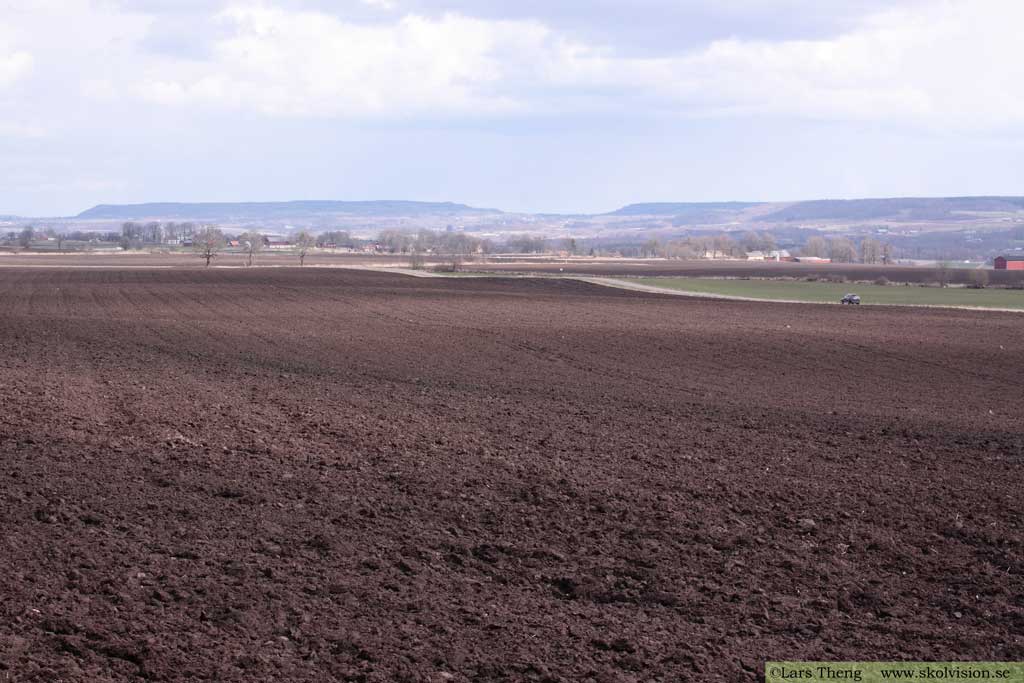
[[317, 230, 355, 248], [294, 230, 315, 266], [55, 233, 65, 251], [968, 269, 989, 289], [712, 234, 738, 258], [690, 235, 713, 258], [741, 231, 776, 253], [641, 238, 660, 258], [17, 226, 33, 250], [143, 221, 163, 244], [409, 248, 425, 270], [827, 237, 857, 263], [193, 226, 226, 267], [860, 237, 882, 264], [377, 229, 413, 254], [239, 231, 264, 267], [663, 239, 697, 259], [881, 242, 894, 264], [802, 236, 827, 258], [935, 261, 952, 288]]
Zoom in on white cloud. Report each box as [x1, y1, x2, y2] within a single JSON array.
[[0, 120, 46, 138], [121, 0, 1024, 128], [2, 0, 1024, 142], [664, 1, 1024, 127], [0, 50, 32, 87], [137, 7, 568, 116]]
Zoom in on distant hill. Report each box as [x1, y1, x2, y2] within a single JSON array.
[[760, 196, 1024, 222], [61, 195, 1024, 224], [606, 197, 1024, 224], [606, 202, 764, 216], [76, 200, 501, 220]]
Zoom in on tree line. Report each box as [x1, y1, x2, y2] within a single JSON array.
[[4, 222, 896, 265], [641, 231, 893, 264]]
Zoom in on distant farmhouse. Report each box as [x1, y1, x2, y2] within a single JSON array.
[[745, 250, 794, 261], [264, 236, 293, 250], [994, 255, 1024, 270]]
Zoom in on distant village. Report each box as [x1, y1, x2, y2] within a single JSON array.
[[2, 218, 1023, 269]]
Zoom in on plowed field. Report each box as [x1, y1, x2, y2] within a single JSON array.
[[1, 267, 1022, 682], [473, 259, 1024, 286]]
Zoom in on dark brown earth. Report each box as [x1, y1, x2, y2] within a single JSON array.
[[471, 259, 1024, 286], [0, 251, 402, 269], [5, 251, 1023, 287], [1, 267, 1022, 682]]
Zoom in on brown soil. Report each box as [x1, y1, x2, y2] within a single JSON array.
[[0, 251, 405, 269], [471, 259, 1024, 286], [5, 252, 1022, 287], [1, 267, 1022, 682]]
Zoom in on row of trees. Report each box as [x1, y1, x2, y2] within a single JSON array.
[[801, 236, 893, 263], [644, 235, 753, 260], [151, 223, 893, 266], [317, 229, 546, 255], [5, 221, 897, 266], [375, 228, 493, 256], [631, 233, 894, 264], [191, 227, 316, 266], [8, 226, 66, 250], [120, 221, 197, 247]]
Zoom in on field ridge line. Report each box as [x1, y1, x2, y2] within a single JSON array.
[[574, 276, 1024, 312]]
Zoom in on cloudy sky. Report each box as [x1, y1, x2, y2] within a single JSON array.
[[1, 0, 1022, 216]]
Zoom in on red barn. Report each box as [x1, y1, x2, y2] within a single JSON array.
[[994, 255, 1024, 270]]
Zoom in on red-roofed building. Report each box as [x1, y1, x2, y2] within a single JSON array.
[[994, 255, 1024, 270]]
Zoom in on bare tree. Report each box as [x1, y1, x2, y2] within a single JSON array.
[[663, 239, 697, 260], [712, 234, 737, 258], [691, 235, 713, 258], [409, 247, 425, 270], [377, 229, 412, 254], [17, 226, 33, 250], [860, 237, 882, 264], [143, 221, 163, 244], [741, 231, 776, 253], [641, 238, 660, 258], [935, 261, 952, 288], [55, 233, 65, 251], [294, 230, 315, 266], [239, 231, 264, 267], [827, 237, 857, 263], [121, 221, 143, 250], [802, 236, 827, 258], [968, 269, 989, 289], [193, 226, 226, 267], [318, 230, 355, 248]]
